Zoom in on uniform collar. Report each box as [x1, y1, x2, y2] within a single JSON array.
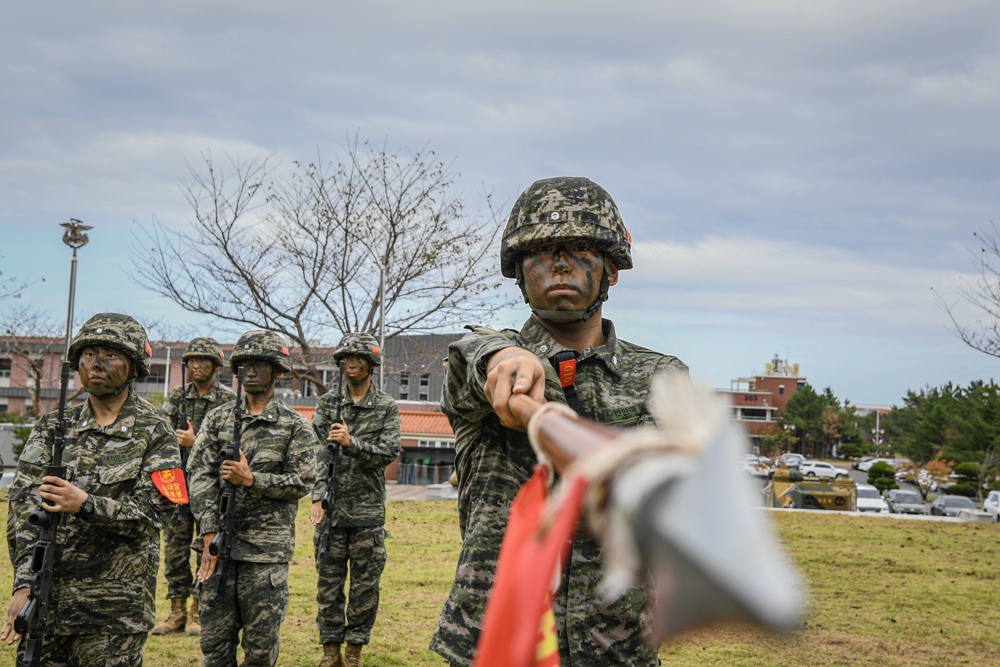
[[342, 378, 376, 408], [76, 391, 138, 439], [519, 316, 623, 379], [185, 378, 224, 402], [239, 393, 282, 423]]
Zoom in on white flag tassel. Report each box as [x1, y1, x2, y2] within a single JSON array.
[[572, 372, 805, 641]]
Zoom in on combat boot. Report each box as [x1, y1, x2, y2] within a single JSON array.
[[185, 596, 201, 636], [344, 643, 364, 667], [151, 597, 187, 635], [317, 643, 342, 667]]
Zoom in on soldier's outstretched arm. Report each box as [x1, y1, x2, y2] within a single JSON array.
[[246, 419, 317, 501]]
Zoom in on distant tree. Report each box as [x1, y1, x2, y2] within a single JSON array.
[[837, 439, 868, 460], [867, 461, 898, 493], [0, 306, 63, 418], [781, 383, 826, 455], [939, 222, 1000, 359], [0, 258, 40, 302], [757, 426, 798, 458], [884, 385, 960, 464], [131, 139, 511, 394], [897, 457, 954, 501]]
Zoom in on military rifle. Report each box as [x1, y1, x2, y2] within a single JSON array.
[[318, 361, 345, 559], [15, 220, 89, 666], [207, 365, 245, 606], [177, 363, 190, 519]]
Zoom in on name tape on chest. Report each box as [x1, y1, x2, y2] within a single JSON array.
[[151, 468, 190, 504]]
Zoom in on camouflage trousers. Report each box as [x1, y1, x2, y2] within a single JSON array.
[[16, 631, 147, 667], [162, 506, 202, 599], [313, 525, 387, 645], [198, 561, 289, 667]]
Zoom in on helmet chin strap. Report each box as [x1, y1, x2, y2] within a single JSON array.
[[515, 256, 612, 323]]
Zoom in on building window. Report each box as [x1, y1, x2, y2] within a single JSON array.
[[0, 359, 10, 378], [399, 374, 409, 400], [779, 385, 785, 395], [797, 381, 805, 390], [419, 374, 429, 401], [135, 364, 167, 387]]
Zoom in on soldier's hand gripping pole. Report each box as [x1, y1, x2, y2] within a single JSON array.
[[318, 360, 345, 559], [15, 220, 89, 667], [177, 363, 190, 519], [208, 365, 245, 607]]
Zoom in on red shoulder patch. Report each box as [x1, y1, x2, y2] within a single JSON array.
[[151, 468, 189, 504]]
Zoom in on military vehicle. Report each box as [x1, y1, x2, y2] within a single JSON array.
[[763, 466, 857, 511]]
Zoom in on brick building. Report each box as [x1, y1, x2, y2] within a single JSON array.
[[715, 355, 806, 441]]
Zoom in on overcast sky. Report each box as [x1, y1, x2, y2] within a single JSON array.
[[2, 1, 999, 405]]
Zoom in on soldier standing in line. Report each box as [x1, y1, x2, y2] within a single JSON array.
[[187, 330, 317, 667], [153, 337, 235, 637], [3, 313, 182, 665], [310, 333, 401, 667], [429, 178, 688, 667]]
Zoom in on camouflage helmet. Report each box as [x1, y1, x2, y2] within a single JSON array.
[[499, 176, 633, 279], [333, 332, 382, 367], [183, 337, 226, 367], [68, 313, 153, 379], [229, 330, 292, 373]]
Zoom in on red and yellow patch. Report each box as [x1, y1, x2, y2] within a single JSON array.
[[372, 346, 380, 355], [144, 342, 153, 357], [557, 359, 576, 388], [151, 468, 189, 504], [281, 346, 290, 356]]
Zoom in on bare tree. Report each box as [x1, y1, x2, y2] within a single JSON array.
[[0, 307, 64, 418], [939, 222, 1000, 358], [131, 139, 510, 394], [0, 260, 41, 302]]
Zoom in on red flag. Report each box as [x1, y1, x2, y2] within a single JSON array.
[[474, 466, 588, 667], [151, 468, 190, 504]]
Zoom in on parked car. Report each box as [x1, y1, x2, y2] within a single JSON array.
[[851, 456, 875, 471], [885, 489, 928, 515], [929, 495, 983, 517], [776, 453, 805, 469], [858, 457, 895, 473], [980, 490, 1000, 522], [855, 484, 889, 513], [742, 455, 770, 478], [800, 461, 850, 479]]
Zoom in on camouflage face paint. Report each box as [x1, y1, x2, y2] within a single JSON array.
[[241, 360, 275, 394], [186, 357, 216, 382], [78, 346, 132, 395], [521, 244, 602, 314], [343, 354, 371, 385]]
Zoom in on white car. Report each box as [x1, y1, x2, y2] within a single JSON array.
[[800, 461, 850, 479], [983, 490, 1000, 522], [855, 484, 889, 513], [742, 456, 770, 478], [857, 458, 895, 473]]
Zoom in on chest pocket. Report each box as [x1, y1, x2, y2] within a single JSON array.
[[249, 442, 288, 472], [98, 444, 145, 485]]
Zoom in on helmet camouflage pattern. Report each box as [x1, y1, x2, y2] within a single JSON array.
[[183, 336, 226, 366], [500, 176, 633, 279], [333, 332, 382, 367], [229, 330, 293, 373], [68, 313, 153, 379]]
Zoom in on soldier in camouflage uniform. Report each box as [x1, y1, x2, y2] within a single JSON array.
[[309, 333, 401, 667], [155, 337, 235, 637], [429, 178, 688, 667], [3, 313, 182, 666], [187, 330, 317, 667]]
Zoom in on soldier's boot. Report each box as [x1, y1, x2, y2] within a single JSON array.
[[151, 597, 187, 635], [344, 643, 364, 667], [185, 596, 201, 636], [317, 643, 343, 667]]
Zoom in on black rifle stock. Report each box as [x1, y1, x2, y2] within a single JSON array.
[[177, 363, 190, 519], [14, 361, 72, 665], [318, 361, 345, 559], [207, 366, 245, 606]]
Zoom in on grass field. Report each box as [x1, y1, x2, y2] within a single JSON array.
[[2, 498, 999, 666]]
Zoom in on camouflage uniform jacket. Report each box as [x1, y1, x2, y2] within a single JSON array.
[[6, 391, 181, 635], [430, 317, 687, 666], [162, 377, 236, 434], [188, 394, 317, 562], [311, 381, 401, 527]]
